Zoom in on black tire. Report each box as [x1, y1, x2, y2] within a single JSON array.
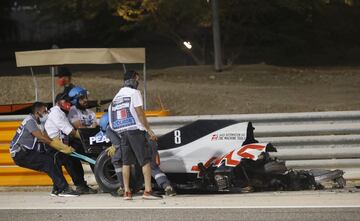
[[94, 150, 120, 193]]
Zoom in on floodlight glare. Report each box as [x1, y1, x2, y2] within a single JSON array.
[[183, 41, 192, 49]]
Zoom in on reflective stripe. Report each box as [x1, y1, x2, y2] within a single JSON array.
[[154, 173, 166, 180], [9, 147, 19, 157], [10, 125, 24, 151], [9, 144, 27, 158]]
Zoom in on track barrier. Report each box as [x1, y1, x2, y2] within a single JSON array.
[[1, 111, 359, 186]]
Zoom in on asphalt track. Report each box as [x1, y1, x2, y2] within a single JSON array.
[[1, 188, 360, 221], [1, 208, 360, 221]]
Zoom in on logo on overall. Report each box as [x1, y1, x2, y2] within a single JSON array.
[[81, 115, 94, 127], [211, 133, 246, 141], [211, 134, 218, 141], [89, 131, 110, 145]]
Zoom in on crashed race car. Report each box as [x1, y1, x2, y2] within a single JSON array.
[[77, 120, 346, 193]]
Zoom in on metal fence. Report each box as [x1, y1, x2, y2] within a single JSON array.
[[1, 110, 360, 186], [148, 111, 360, 180]]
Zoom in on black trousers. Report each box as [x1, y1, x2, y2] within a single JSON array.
[[13, 148, 68, 191], [54, 152, 87, 187], [45, 139, 87, 188], [63, 136, 98, 187]]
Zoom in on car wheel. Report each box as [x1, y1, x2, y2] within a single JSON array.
[[94, 150, 120, 193]]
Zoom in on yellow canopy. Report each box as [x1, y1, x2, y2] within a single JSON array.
[[15, 48, 145, 67]]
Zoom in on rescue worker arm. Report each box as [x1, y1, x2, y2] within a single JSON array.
[[71, 120, 83, 129], [155, 152, 160, 166], [32, 129, 74, 154], [91, 121, 98, 128], [132, 90, 156, 140], [105, 127, 120, 157], [31, 130, 52, 145], [106, 127, 121, 147], [134, 106, 157, 141], [50, 110, 74, 136], [69, 129, 81, 139], [25, 119, 52, 145], [49, 138, 75, 154], [90, 111, 97, 128], [68, 108, 83, 129], [73, 121, 97, 129]]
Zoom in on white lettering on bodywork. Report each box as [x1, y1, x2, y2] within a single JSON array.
[[89, 135, 110, 145]]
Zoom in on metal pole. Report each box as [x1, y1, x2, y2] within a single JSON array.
[[122, 64, 127, 73], [143, 63, 147, 110], [211, 0, 223, 72], [30, 67, 38, 101], [51, 66, 55, 105], [51, 44, 59, 106]]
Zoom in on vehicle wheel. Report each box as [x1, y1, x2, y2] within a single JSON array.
[[94, 150, 120, 193], [263, 161, 287, 174]]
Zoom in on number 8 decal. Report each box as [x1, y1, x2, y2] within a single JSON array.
[[174, 130, 181, 144]]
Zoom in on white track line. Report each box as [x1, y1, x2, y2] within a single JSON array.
[[1, 205, 360, 210]]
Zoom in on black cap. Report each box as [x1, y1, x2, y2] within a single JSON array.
[[55, 92, 70, 103], [124, 70, 139, 81], [56, 66, 72, 77]]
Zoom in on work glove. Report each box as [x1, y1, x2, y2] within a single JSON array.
[[49, 138, 75, 154], [106, 145, 116, 157], [74, 130, 81, 139]]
